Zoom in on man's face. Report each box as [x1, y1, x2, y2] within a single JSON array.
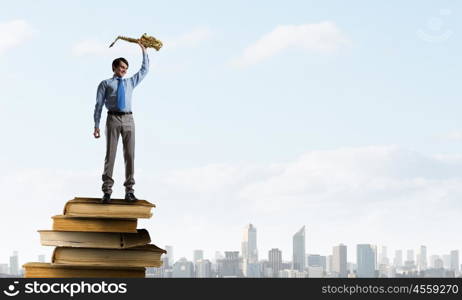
[[114, 61, 128, 77]]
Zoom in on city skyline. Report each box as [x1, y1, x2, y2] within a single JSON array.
[[2, 223, 460, 278]]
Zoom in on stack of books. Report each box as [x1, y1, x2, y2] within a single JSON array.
[[23, 197, 166, 278]]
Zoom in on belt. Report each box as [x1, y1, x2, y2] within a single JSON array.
[[108, 111, 133, 115]]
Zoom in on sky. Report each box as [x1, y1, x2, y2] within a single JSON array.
[[1, 0, 462, 265]]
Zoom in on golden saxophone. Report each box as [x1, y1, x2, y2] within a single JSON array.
[[109, 33, 163, 51]]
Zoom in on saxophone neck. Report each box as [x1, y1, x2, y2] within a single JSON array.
[[118, 36, 139, 43]]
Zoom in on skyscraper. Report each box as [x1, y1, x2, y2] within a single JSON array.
[[217, 251, 241, 277], [307, 254, 327, 271], [292, 226, 306, 271], [379, 246, 389, 265], [332, 244, 347, 277], [196, 259, 212, 278], [165, 245, 174, 267], [269, 248, 282, 278], [357, 244, 375, 278], [327, 255, 333, 274], [242, 224, 258, 263], [0, 264, 8, 275], [443, 255, 451, 269], [406, 249, 415, 263], [172, 258, 194, 278], [393, 250, 403, 268], [193, 250, 204, 264], [450, 250, 459, 274], [242, 224, 259, 277], [429, 255, 440, 268], [9, 251, 18, 276], [418, 245, 427, 271], [434, 257, 444, 269], [372, 245, 378, 270]]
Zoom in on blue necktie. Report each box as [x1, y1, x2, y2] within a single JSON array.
[[117, 78, 126, 111]]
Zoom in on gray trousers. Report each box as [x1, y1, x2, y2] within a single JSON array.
[[102, 114, 135, 195]]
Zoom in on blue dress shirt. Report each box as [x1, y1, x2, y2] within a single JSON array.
[[93, 51, 149, 128]]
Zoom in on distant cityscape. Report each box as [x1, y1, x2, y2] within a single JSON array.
[[1, 224, 460, 278]]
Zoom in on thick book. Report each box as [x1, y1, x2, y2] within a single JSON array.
[[39, 229, 150, 248], [52, 215, 137, 233], [23, 262, 145, 278], [63, 197, 155, 219], [52, 244, 166, 267]]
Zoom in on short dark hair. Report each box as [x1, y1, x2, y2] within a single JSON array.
[[112, 57, 129, 71]]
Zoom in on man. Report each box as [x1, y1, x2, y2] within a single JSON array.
[[93, 41, 149, 203]]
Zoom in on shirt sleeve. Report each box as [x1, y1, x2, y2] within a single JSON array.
[[129, 51, 149, 88], [94, 80, 106, 129]]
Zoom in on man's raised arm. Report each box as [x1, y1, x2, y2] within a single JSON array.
[[130, 42, 149, 88]]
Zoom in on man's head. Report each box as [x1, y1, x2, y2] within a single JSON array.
[[112, 57, 129, 77]]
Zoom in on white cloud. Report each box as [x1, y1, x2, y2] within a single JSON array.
[[0, 20, 36, 54], [231, 21, 351, 67], [2, 145, 462, 264]]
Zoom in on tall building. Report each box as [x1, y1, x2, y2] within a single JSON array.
[[332, 244, 347, 277], [434, 257, 444, 269], [429, 255, 440, 268], [393, 250, 403, 268], [357, 244, 375, 278], [379, 246, 389, 265], [406, 249, 415, 263], [193, 250, 204, 264], [243, 262, 261, 278], [214, 251, 224, 263], [242, 224, 258, 263], [443, 255, 451, 269], [418, 246, 427, 271], [242, 224, 259, 277], [268, 248, 282, 278], [292, 226, 306, 271], [347, 263, 357, 275], [196, 259, 212, 278], [450, 250, 459, 274], [217, 251, 241, 277], [307, 254, 327, 271], [0, 264, 8, 275], [9, 251, 18, 276], [372, 245, 378, 270], [165, 245, 173, 268], [161, 256, 170, 272], [260, 260, 273, 278], [327, 255, 333, 274], [172, 258, 194, 278]]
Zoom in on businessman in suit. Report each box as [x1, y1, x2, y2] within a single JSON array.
[[93, 41, 149, 203]]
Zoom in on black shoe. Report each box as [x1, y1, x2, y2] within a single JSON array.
[[101, 193, 111, 204], [125, 192, 138, 202]]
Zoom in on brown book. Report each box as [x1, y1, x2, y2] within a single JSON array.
[[52, 244, 166, 267], [23, 262, 145, 278], [52, 215, 137, 233], [39, 229, 150, 249], [63, 197, 155, 219]]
